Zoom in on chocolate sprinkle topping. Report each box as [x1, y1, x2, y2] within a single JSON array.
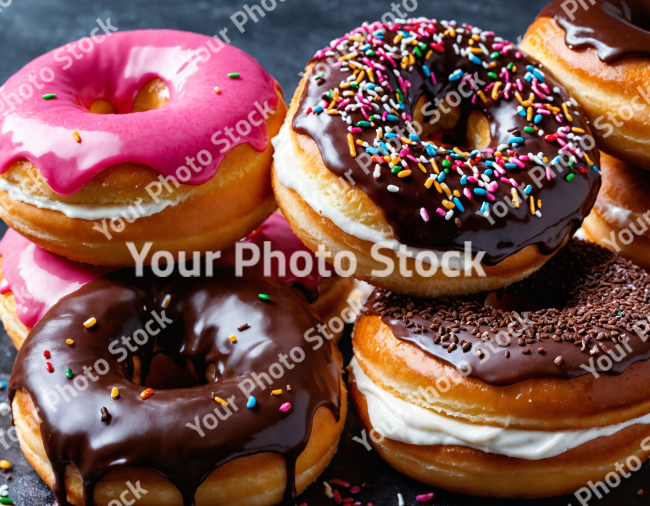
[[365, 240, 650, 384]]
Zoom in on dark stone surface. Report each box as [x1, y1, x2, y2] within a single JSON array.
[[0, 1, 647, 505]]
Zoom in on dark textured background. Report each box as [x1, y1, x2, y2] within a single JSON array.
[[0, 1, 648, 505]]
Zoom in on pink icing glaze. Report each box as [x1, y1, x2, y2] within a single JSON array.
[[0, 229, 113, 328], [0, 30, 281, 195], [244, 213, 331, 291], [0, 215, 325, 328]]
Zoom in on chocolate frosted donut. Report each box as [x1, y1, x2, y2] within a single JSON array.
[[8, 263, 346, 506], [524, 0, 650, 169], [273, 18, 600, 297], [350, 239, 650, 497], [364, 239, 650, 386]]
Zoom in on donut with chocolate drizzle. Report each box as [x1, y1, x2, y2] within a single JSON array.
[[8, 263, 343, 506], [290, 19, 601, 264], [524, 0, 650, 169]]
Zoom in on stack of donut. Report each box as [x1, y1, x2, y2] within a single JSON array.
[[274, 8, 650, 500], [0, 30, 358, 506], [3, 6, 650, 505]]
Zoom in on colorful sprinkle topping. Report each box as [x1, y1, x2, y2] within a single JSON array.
[[111, 387, 119, 399], [65, 368, 73, 380], [279, 402, 292, 412], [303, 18, 597, 229], [227, 72, 240, 79], [258, 293, 270, 302], [140, 388, 154, 400], [72, 131, 81, 143], [247, 396, 256, 408], [42, 93, 56, 100], [83, 317, 96, 328]]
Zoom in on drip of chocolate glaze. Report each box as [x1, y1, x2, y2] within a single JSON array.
[[292, 21, 600, 266], [539, 0, 650, 63], [8, 265, 340, 506], [364, 240, 650, 385]]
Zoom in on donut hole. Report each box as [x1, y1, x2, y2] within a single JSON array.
[[465, 111, 491, 151], [413, 95, 491, 151], [89, 99, 117, 115], [484, 286, 568, 313], [88, 77, 169, 115], [142, 351, 200, 389], [132, 78, 170, 112]]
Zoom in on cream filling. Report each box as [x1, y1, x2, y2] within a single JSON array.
[[272, 124, 467, 269], [594, 200, 635, 229], [350, 357, 650, 460], [0, 177, 183, 220]]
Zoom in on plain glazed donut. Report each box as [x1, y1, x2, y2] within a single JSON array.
[[523, 0, 650, 170], [583, 152, 650, 271], [350, 239, 650, 497], [9, 261, 346, 506], [273, 18, 601, 298], [0, 214, 356, 348], [0, 30, 287, 266]]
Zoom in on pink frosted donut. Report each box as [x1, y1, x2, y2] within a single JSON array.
[[0, 29, 287, 266], [0, 214, 353, 348]]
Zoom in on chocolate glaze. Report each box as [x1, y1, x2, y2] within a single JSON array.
[[293, 20, 600, 265], [364, 240, 650, 385], [539, 0, 650, 63], [8, 264, 341, 506]]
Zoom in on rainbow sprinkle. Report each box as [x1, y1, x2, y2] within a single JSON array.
[[307, 19, 595, 226]]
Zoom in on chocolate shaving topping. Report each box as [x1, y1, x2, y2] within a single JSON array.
[[365, 240, 650, 385]]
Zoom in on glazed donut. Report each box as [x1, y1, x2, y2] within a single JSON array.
[[9, 259, 346, 506], [0, 214, 356, 348], [350, 239, 650, 497], [272, 18, 601, 298], [583, 152, 650, 271], [523, 0, 650, 169], [0, 30, 287, 266]]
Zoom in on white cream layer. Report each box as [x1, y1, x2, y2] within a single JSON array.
[[0, 177, 181, 220], [272, 124, 466, 269], [350, 357, 650, 460], [594, 200, 635, 228]]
